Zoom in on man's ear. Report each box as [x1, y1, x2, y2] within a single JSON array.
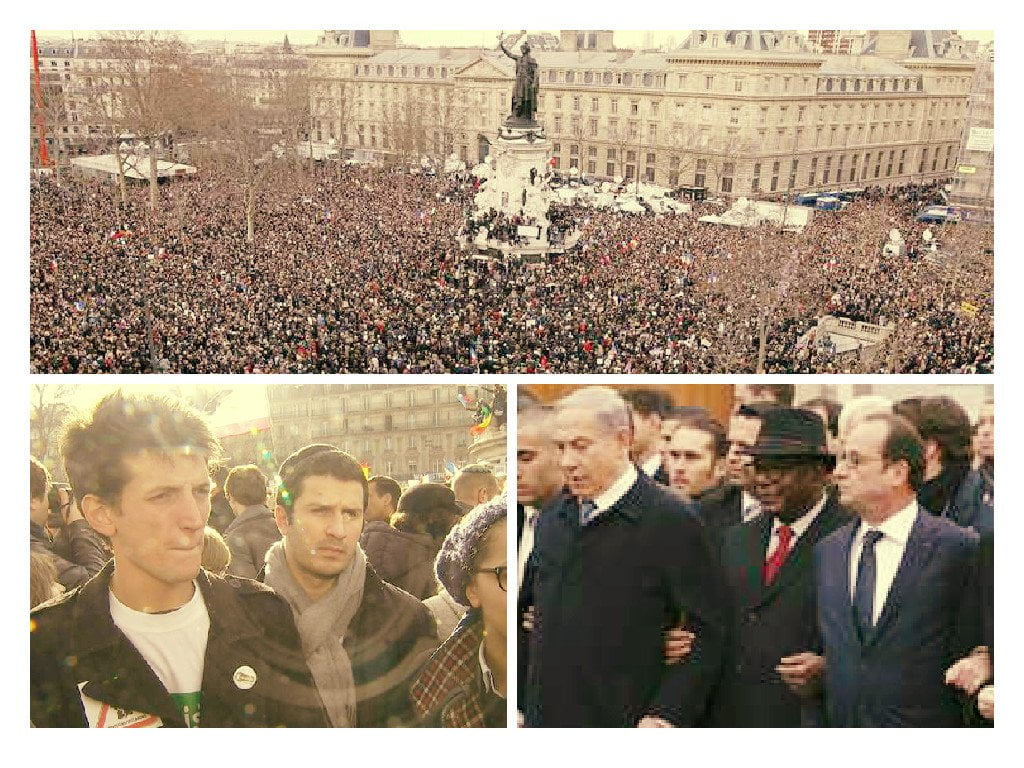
[[465, 577, 482, 610], [274, 505, 291, 538], [81, 495, 117, 538]]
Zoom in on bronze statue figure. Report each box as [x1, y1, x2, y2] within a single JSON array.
[[499, 30, 539, 125]]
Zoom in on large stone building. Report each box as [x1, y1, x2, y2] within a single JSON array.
[[265, 383, 489, 484], [949, 41, 994, 220], [30, 35, 307, 165], [306, 29, 980, 198]]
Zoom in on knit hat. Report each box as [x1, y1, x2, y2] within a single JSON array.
[[434, 494, 507, 607]]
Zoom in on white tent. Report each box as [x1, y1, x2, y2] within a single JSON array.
[[71, 153, 196, 181]]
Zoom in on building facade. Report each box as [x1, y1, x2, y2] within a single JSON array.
[[265, 384, 483, 484], [949, 42, 994, 220], [306, 29, 979, 198]]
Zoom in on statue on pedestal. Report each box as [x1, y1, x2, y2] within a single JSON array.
[[499, 30, 539, 125]]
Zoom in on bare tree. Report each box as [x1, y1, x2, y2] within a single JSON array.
[[428, 85, 466, 171], [30, 384, 76, 470], [92, 31, 197, 210], [201, 72, 284, 244]]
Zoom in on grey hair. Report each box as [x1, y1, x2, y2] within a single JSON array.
[[838, 396, 894, 441], [555, 386, 632, 433]]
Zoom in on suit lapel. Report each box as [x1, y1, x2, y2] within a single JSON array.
[[866, 511, 935, 646], [738, 516, 772, 608]]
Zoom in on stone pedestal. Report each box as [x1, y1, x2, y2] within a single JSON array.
[[468, 426, 507, 481], [471, 122, 552, 245]]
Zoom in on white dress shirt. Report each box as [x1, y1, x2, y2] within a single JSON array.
[[848, 500, 918, 626], [741, 490, 762, 523], [517, 505, 540, 590], [765, 492, 828, 560], [640, 453, 663, 479], [584, 463, 640, 525]]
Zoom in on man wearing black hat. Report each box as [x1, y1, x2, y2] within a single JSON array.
[[703, 406, 850, 727]]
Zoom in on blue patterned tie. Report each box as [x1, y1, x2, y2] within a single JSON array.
[[854, 529, 884, 638], [580, 499, 598, 525]]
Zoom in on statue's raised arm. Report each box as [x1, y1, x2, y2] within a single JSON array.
[[498, 30, 522, 61]]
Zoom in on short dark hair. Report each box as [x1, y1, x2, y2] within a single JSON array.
[[867, 413, 926, 492], [276, 444, 367, 519], [801, 397, 842, 438], [224, 465, 268, 507], [369, 475, 402, 507], [743, 384, 795, 406], [672, 409, 728, 458], [61, 391, 220, 506], [392, 483, 463, 541], [895, 396, 972, 466], [621, 388, 671, 418], [31, 457, 51, 502]]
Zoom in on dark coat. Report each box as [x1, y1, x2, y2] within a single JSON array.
[[31, 520, 110, 590], [410, 610, 505, 727], [360, 522, 441, 600], [694, 482, 744, 556], [814, 510, 981, 727], [946, 469, 994, 536], [345, 562, 440, 727], [223, 505, 281, 580], [706, 492, 851, 727], [652, 462, 669, 486], [520, 472, 727, 727], [30, 561, 329, 727]]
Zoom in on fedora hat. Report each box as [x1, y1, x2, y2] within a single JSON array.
[[745, 407, 834, 467]]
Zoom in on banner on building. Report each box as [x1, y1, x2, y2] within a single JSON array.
[[957, 165, 977, 174], [966, 127, 994, 153]]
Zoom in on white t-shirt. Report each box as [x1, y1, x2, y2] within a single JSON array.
[[109, 583, 210, 727]]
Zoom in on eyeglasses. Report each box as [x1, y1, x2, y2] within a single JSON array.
[[475, 565, 507, 592], [836, 450, 884, 468]]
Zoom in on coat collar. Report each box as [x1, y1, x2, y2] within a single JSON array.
[[69, 560, 267, 726], [409, 611, 487, 726]]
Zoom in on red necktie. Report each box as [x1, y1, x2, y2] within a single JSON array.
[[763, 524, 794, 586]]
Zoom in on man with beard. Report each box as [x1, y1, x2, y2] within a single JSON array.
[[263, 444, 438, 727]]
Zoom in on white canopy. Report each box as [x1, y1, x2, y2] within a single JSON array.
[[71, 153, 196, 180]]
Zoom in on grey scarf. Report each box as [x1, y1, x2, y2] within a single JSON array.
[[263, 540, 366, 727]]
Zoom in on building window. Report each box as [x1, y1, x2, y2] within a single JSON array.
[[588, 118, 598, 137], [566, 71, 575, 84], [898, 149, 906, 175], [730, 106, 740, 125], [587, 160, 596, 174], [705, 75, 714, 90], [611, 99, 618, 114], [808, 157, 817, 186], [606, 162, 615, 176], [770, 161, 780, 192], [630, 101, 639, 116], [823, 156, 831, 184], [734, 77, 743, 92], [752, 162, 761, 192], [789, 159, 798, 189], [573, 96, 580, 111], [695, 159, 707, 188], [623, 73, 633, 86], [721, 162, 734, 193], [591, 97, 599, 112]]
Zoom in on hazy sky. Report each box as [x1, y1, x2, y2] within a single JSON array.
[[37, 29, 994, 50]]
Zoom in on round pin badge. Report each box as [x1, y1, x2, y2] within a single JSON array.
[[233, 665, 257, 690]]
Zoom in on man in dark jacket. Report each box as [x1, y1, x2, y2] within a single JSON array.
[[222, 464, 280, 580], [30, 393, 328, 728], [263, 444, 439, 727], [705, 407, 850, 727], [30, 459, 109, 591], [895, 396, 993, 535], [520, 386, 727, 728]]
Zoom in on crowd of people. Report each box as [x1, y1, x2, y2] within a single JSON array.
[[30, 391, 506, 727], [30, 166, 992, 374], [518, 384, 994, 727]]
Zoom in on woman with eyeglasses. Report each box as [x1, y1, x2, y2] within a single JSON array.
[[410, 495, 507, 727]]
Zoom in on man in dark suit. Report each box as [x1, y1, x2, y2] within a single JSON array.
[[696, 404, 771, 539], [809, 413, 981, 727], [704, 407, 850, 727], [622, 388, 672, 485], [520, 386, 727, 728]]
